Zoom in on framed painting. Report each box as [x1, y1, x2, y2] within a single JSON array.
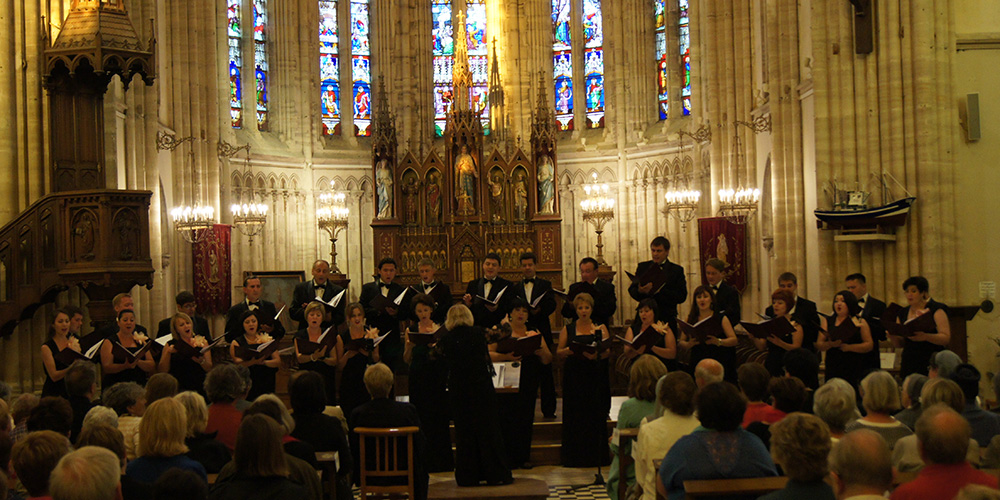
[[243, 270, 305, 334]]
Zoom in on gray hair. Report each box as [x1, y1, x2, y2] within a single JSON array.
[[251, 394, 296, 434], [445, 304, 474, 330], [902, 373, 928, 406], [81, 406, 119, 432], [49, 446, 121, 500], [204, 364, 245, 403], [860, 370, 901, 414], [364, 363, 395, 399], [101, 382, 144, 416], [174, 391, 209, 437], [813, 378, 860, 432], [694, 359, 724, 385]]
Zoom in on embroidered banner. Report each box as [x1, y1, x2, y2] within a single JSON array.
[[193, 224, 231, 315], [697, 217, 748, 292]]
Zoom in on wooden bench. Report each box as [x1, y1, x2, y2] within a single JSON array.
[[316, 451, 340, 500], [428, 478, 548, 500], [617, 427, 640, 500], [683, 476, 788, 499]]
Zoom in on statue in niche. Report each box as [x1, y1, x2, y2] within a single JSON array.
[[488, 172, 505, 223], [402, 174, 420, 224], [375, 159, 393, 219], [426, 171, 442, 224], [514, 172, 528, 222], [454, 145, 478, 215], [537, 154, 555, 214]]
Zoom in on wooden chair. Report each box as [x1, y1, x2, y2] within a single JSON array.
[[617, 427, 640, 500], [354, 426, 420, 500]]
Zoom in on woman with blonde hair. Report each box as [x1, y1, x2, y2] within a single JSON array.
[[158, 312, 214, 394], [293, 302, 339, 404], [125, 397, 207, 483], [335, 302, 381, 426], [844, 370, 912, 449], [175, 391, 231, 474], [210, 414, 310, 500], [606, 355, 668, 500], [760, 413, 835, 500], [633, 372, 701, 500]]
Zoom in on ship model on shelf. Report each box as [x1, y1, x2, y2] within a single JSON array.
[[815, 173, 916, 238]]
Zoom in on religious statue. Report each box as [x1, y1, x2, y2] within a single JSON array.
[[488, 172, 505, 223], [514, 172, 528, 222], [375, 159, 393, 219], [716, 234, 729, 266], [426, 171, 442, 224], [537, 154, 555, 214], [454, 145, 478, 215], [402, 175, 420, 225]]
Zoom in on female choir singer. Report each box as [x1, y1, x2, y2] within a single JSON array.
[[336, 302, 380, 425], [557, 293, 611, 467], [158, 312, 214, 394], [622, 298, 677, 370], [815, 291, 873, 388], [294, 302, 340, 404], [101, 309, 156, 388], [677, 286, 738, 382], [230, 310, 281, 400], [403, 293, 453, 472], [753, 289, 804, 377], [40, 308, 77, 398], [890, 276, 950, 378]]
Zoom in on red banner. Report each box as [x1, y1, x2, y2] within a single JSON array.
[[697, 217, 748, 292], [193, 224, 232, 315]]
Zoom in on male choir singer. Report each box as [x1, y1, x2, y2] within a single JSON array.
[[359, 258, 405, 371], [290, 259, 346, 330], [462, 253, 512, 328], [561, 257, 617, 326], [511, 251, 558, 418], [627, 237, 687, 332], [156, 291, 211, 340], [704, 258, 741, 326], [764, 272, 819, 352], [224, 276, 286, 342], [404, 258, 452, 325], [846, 272, 887, 374]]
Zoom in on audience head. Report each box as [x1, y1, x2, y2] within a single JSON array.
[[769, 413, 831, 482], [11, 430, 73, 497], [916, 404, 971, 466], [445, 304, 475, 330], [82, 406, 119, 432], [770, 376, 807, 414], [949, 363, 981, 404], [11, 393, 40, 425], [694, 358, 724, 388], [102, 382, 146, 417], [153, 468, 209, 500], [137, 398, 188, 458], [289, 370, 327, 413], [75, 424, 127, 468], [65, 360, 97, 398], [737, 362, 771, 403], [363, 363, 395, 399], [233, 414, 289, 478], [812, 378, 859, 434], [920, 377, 966, 413], [653, 372, 697, 419], [144, 373, 179, 406], [234, 364, 252, 399], [901, 373, 929, 408], [955, 485, 1000, 500], [27, 396, 74, 436], [49, 446, 122, 500], [929, 350, 962, 379], [174, 391, 210, 438], [204, 364, 245, 404], [246, 394, 296, 436], [628, 355, 668, 402], [859, 370, 901, 415], [783, 348, 820, 390], [830, 429, 893, 497], [695, 382, 746, 432]]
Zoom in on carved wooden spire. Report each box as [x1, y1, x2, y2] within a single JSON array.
[[452, 9, 473, 112], [372, 77, 397, 165], [488, 38, 509, 147]]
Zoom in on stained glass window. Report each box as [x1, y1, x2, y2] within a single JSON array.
[[679, 0, 691, 115], [228, 0, 242, 128], [431, 0, 453, 137], [253, 0, 268, 130], [582, 0, 604, 128], [654, 0, 667, 119], [319, 1, 340, 136], [350, 0, 371, 136], [552, 0, 572, 131], [466, 0, 489, 132]]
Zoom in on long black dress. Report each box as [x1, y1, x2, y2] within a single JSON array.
[[294, 329, 338, 405], [683, 316, 737, 384], [338, 329, 374, 427], [899, 300, 948, 378], [439, 324, 512, 486], [824, 317, 867, 389], [406, 324, 453, 472], [166, 339, 208, 394], [102, 337, 149, 388], [234, 335, 277, 400], [764, 322, 796, 378], [42, 338, 72, 398], [561, 323, 611, 467], [495, 334, 543, 468]]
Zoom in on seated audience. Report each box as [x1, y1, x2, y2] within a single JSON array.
[[783, 348, 820, 391], [746, 377, 807, 448], [125, 398, 207, 484], [64, 360, 98, 443], [812, 378, 859, 441], [174, 391, 231, 474], [241, 397, 322, 500], [738, 362, 782, 428], [845, 371, 912, 449], [760, 412, 835, 500], [10, 430, 73, 500], [232, 366, 253, 413], [153, 469, 209, 500], [893, 377, 980, 472], [829, 429, 894, 500], [75, 424, 154, 500], [890, 405, 998, 500], [210, 415, 310, 500], [26, 397, 73, 437], [144, 373, 180, 407], [288, 370, 352, 471], [657, 382, 777, 500], [82, 406, 120, 432], [693, 358, 724, 388], [49, 446, 122, 500], [950, 363, 1000, 447], [0, 400, 9, 435], [351, 363, 427, 500], [894, 373, 928, 430], [632, 372, 700, 500], [203, 364, 245, 452], [9, 394, 39, 443], [101, 382, 146, 460], [955, 485, 1000, 500], [607, 355, 667, 500], [929, 350, 961, 379]]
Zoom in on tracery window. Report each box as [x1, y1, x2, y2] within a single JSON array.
[[228, 0, 243, 128], [551, 0, 604, 131], [319, 1, 341, 135], [431, 0, 454, 137], [431, 0, 488, 137], [582, 0, 604, 128], [253, 0, 269, 130], [655, 0, 692, 119], [552, 0, 573, 130], [351, 0, 372, 136]]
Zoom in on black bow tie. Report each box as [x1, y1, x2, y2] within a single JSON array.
[[711, 284, 719, 290], [314, 284, 325, 290], [524, 278, 535, 284], [858, 298, 866, 304], [423, 283, 435, 289], [248, 302, 260, 307], [485, 278, 495, 283], [379, 282, 391, 289]]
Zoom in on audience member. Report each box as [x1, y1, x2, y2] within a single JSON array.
[[693, 358, 723, 388], [0, 400, 9, 435], [929, 350, 961, 379], [890, 405, 998, 500], [607, 355, 667, 500], [101, 382, 146, 460], [759, 413, 835, 500], [632, 372, 699, 500], [203, 364, 245, 452], [894, 373, 928, 430], [75, 424, 154, 500], [770, 376, 807, 416], [153, 469, 208, 500], [232, 366, 253, 413], [9, 394, 39, 443], [845, 371, 912, 449], [64, 360, 98, 442], [829, 429, 893, 500], [26, 396, 73, 437], [812, 378, 859, 441], [49, 446, 122, 500], [893, 378, 980, 472], [657, 382, 777, 500], [173, 392, 230, 474], [783, 348, 820, 391], [210, 415, 310, 500], [955, 485, 1000, 500], [10, 431, 73, 499], [144, 373, 180, 407], [288, 370, 351, 467], [950, 363, 1000, 447], [125, 398, 207, 484], [82, 406, 120, 432], [245, 394, 320, 467], [738, 362, 782, 428]]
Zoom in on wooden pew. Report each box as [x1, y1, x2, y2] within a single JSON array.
[[617, 427, 640, 500], [682, 476, 788, 499]]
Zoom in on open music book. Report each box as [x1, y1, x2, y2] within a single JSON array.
[[296, 325, 338, 355], [740, 316, 796, 339], [495, 333, 543, 358], [476, 285, 508, 306]]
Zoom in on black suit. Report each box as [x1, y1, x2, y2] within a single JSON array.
[[561, 279, 617, 326], [224, 299, 286, 342], [709, 281, 742, 326], [350, 398, 428, 500], [403, 281, 453, 325], [464, 276, 513, 328], [858, 294, 887, 373], [156, 315, 211, 340], [359, 280, 405, 370], [511, 276, 558, 416], [765, 296, 820, 352], [290, 280, 346, 331], [628, 259, 687, 331]]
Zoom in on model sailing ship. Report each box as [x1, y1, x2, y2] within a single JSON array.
[[815, 173, 916, 230]]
